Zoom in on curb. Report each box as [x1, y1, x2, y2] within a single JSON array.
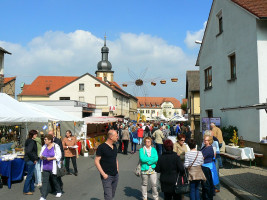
[[219, 173, 260, 200]]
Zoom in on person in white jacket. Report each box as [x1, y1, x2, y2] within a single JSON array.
[[39, 134, 62, 200]]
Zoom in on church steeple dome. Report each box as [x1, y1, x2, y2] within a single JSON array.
[[97, 35, 112, 71], [95, 34, 114, 82]]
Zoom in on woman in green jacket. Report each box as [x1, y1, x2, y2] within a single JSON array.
[[139, 137, 159, 200]]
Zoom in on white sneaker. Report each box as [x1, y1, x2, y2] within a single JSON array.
[[55, 193, 62, 198], [40, 197, 46, 200]]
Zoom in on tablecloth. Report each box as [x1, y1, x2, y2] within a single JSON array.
[[0, 158, 25, 189], [225, 145, 255, 161]]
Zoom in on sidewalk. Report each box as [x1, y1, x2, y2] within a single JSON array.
[[219, 161, 267, 200]]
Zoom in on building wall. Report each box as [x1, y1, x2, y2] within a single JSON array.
[[0, 52, 4, 75], [199, 0, 261, 142], [112, 92, 130, 118], [17, 96, 50, 101], [96, 72, 114, 82], [3, 79, 16, 98], [129, 98, 138, 121], [257, 20, 267, 140]]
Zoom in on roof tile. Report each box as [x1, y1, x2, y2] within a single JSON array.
[[232, 0, 267, 18], [18, 76, 78, 96]]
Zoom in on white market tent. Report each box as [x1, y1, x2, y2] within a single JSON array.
[[84, 116, 123, 124], [0, 93, 84, 143], [169, 115, 188, 122], [23, 103, 83, 122], [0, 93, 48, 124]]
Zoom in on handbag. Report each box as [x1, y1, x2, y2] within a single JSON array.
[[187, 151, 206, 181], [53, 143, 67, 177], [175, 169, 190, 194], [134, 148, 145, 177], [133, 138, 138, 144], [56, 165, 67, 177]]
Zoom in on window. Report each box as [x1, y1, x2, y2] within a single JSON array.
[[152, 110, 155, 114], [95, 96, 108, 106], [146, 104, 150, 107], [229, 54, 236, 80], [140, 110, 144, 114], [141, 104, 144, 108], [79, 96, 84, 102], [59, 97, 70, 100], [204, 67, 212, 89], [217, 11, 223, 35], [146, 110, 150, 114], [79, 83, 84, 91], [169, 112, 172, 115], [206, 110, 213, 118]]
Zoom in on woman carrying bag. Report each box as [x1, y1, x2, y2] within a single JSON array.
[[184, 139, 206, 200], [39, 134, 62, 200], [139, 137, 159, 200], [155, 139, 184, 200], [131, 127, 138, 154]]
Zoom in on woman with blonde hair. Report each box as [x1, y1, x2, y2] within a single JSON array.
[[139, 137, 159, 200]]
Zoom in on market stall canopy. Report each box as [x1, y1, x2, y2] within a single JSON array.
[[84, 116, 123, 124], [0, 93, 48, 123], [23, 103, 83, 122], [169, 115, 188, 122]]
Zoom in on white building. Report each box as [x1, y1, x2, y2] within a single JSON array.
[[137, 97, 182, 121], [196, 0, 267, 143], [18, 37, 138, 119]]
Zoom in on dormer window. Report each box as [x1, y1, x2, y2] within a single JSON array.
[[141, 104, 144, 108]]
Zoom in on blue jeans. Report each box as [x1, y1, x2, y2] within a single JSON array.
[[23, 160, 36, 193], [155, 143, 163, 156], [131, 142, 137, 152], [219, 144, 223, 167], [34, 159, 42, 184], [190, 180, 201, 200]]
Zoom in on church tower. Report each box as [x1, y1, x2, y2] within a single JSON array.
[[95, 35, 114, 82]]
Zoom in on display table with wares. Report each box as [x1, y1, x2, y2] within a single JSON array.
[[0, 157, 25, 189]]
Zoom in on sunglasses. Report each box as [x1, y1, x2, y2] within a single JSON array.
[[180, 140, 185, 142]]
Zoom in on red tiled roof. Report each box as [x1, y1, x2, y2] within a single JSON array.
[[137, 97, 181, 109], [18, 76, 78, 96], [4, 77, 16, 84], [232, 0, 267, 18]]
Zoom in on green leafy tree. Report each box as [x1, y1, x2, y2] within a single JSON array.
[[181, 102, 187, 113]]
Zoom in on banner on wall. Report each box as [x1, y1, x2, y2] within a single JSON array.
[[202, 117, 221, 135]]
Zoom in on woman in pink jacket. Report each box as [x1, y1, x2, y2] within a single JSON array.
[[137, 125, 144, 145]]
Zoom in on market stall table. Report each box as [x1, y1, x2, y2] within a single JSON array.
[[0, 158, 25, 189], [225, 145, 255, 161]]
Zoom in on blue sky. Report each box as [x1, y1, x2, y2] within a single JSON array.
[[0, 0, 213, 101]]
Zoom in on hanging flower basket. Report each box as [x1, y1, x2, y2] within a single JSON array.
[[160, 80, 166, 84], [171, 78, 178, 82], [151, 82, 156, 86], [122, 83, 128, 87]]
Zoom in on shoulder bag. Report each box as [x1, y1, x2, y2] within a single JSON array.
[[174, 152, 199, 194], [188, 152, 206, 181], [134, 147, 145, 177], [53, 144, 67, 177]]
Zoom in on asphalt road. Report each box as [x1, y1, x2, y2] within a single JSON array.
[[0, 145, 239, 200]]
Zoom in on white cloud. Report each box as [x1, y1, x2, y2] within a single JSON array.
[[184, 21, 207, 49], [0, 30, 196, 100]]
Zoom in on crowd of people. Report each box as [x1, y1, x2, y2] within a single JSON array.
[[94, 121, 224, 200], [23, 129, 78, 200], [22, 121, 223, 200]]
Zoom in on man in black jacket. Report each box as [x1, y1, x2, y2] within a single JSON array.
[[48, 130, 64, 191]]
